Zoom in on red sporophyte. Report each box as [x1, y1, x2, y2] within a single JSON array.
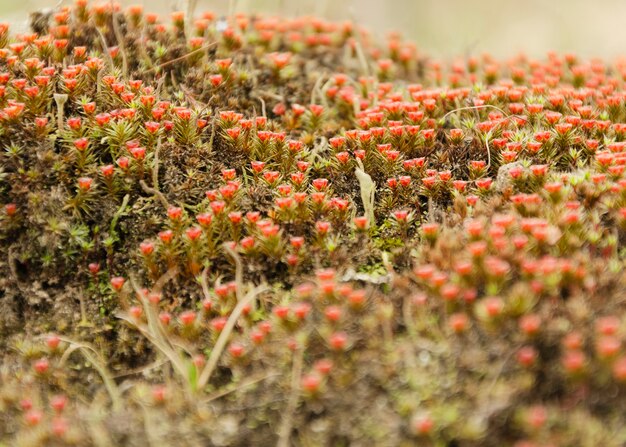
[[11, 78, 26, 90], [301, 373, 322, 393], [116, 157, 130, 171], [412, 414, 434, 435], [263, 171, 280, 184], [344, 289, 364, 308], [67, 117, 81, 129], [34, 358, 49, 374], [385, 150, 400, 162], [315, 220, 331, 235], [88, 262, 100, 275], [170, 10, 185, 27], [250, 329, 265, 345], [313, 359, 334, 376], [209, 74, 223, 87], [398, 175, 411, 187], [127, 4, 144, 17], [422, 222, 439, 238], [129, 146, 146, 160], [449, 313, 469, 333], [110, 276, 125, 291], [449, 128, 464, 143], [210, 200, 226, 215], [159, 312, 172, 326], [50, 395, 68, 413], [519, 314, 541, 336], [422, 176, 437, 189], [421, 128, 436, 141], [562, 350, 586, 373], [245, 211, 261, 223], [440, 283, 459, 301], [224, 126, 242, 139], [414, 264, 435, 280], [309, 104, 324, 117], [215, 58, 232, 71], [228, 342, 245, 358], [596, 316, 620, 335], [5, 203, 16, 217], [293, 302, 312, 320], [393, 210, 409, 222], [149, 385, 167, 404], [465, 220, 485, 238], [179, 311, 196, 326], [273, 306, 290, 320], [20, 398, 33, 411], [250, 161, 265, 173], [174, 107, 192, 120], [530, 164, 548, 176], [525, 405, 548, 430], [483, 296, 504, 318], [452, 180, 467, 193], [312, 178, 329, 191], [290, 172, 305, 186], [185, 226, 202, 241], [228, 212, 242, 224], [289, 236, 304, 251], [268, 52, 292, 70], [73, 168, 94, 186], [354, 216, 369, 231], [613, 357, 626, 381], [335, 151, 350, 164], [454, 260, 473, 276], [214, 284, 230, 299], [329, 136, 346, 149], [240, 236, 255, 251], [139, 241, 155, 256], [167, 206, 183, 221], [288, 140, 304, 153], [466, 194, 479, 207], [485, 257, 510, 277], [145, 121, 160, 133], [95, 113, 111, 126], [46, 334, 61, 350], [296, 283, 316, 298], [158, 230, 174, 244], [596, 336, 621, 359], [25, 409, 43, 426], [147, 292, 161, 304], [324, 305, 342, 322], [329, 332, 348, 351], [255, 116, 267, 128], [488, 226, 505, 239], [192, 354, 205, 368], [80, 102, 96, 115], [277, 184, 292, 196], [430, 272, 448, 288], [257, 130, 272, 143], [516, 346, 537, 367], [475, 177, 493, 190], [24, 86, 39, 98], [151, 107, 165, 120], [260, 223, 280, 238], [129, 306, 143, 320], [320, 281, 336, 296], [35, 116, 48, 128]]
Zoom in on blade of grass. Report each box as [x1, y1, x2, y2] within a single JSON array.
[[196, 283, 268, 390], [57, 337, 122, 411]]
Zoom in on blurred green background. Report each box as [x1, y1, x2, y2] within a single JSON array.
[[1, 0, 623, 59]]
